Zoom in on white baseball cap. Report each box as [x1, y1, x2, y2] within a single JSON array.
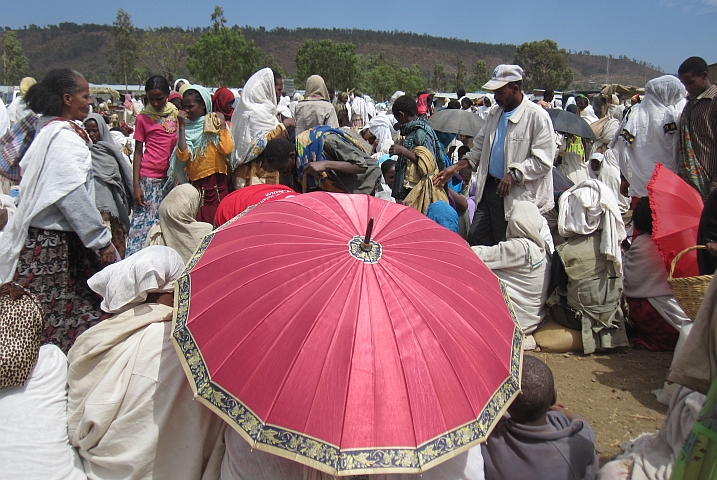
[[482, 64, 524, 91]]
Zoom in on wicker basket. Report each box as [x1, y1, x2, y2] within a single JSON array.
[[668, 245, 713, 321]]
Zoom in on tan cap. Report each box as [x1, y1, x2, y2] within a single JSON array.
[[482, 65, 523, 91]]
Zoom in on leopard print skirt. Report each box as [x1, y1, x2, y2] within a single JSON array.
[[13, 227, 109, 353]]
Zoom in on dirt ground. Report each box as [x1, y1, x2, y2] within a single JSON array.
[[527, 348, 673, 464]]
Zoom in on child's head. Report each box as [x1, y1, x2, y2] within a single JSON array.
[[632, 196, 653, 235], [508, 356, 556, 424], [182, 89, 207, 120], [381, 159, 396, 189], [457, 145, 470, 160]]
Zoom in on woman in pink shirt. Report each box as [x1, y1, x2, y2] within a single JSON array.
[[126, 76, 178, 256]]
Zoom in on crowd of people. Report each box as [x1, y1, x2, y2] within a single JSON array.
[[0, 54, 715, 479]]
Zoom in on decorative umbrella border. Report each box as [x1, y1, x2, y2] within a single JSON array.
[[171, 228, 524, 476]]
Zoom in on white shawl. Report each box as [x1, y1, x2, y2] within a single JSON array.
[[588, 152, 629, 214], [231, 68, 279, 163], [87, 245, 185, 313], [367, 114, 397, 149], [558, 179, 626, 274], [66, 304, 226, 480], [612, 75, 686, 197], [0, 121, 91, 282]]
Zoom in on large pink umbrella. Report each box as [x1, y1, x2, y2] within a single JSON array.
[[648, 163, 704, 278], [172, 192, 522, 476]]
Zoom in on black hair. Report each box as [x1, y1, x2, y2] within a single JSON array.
[[380, 159, 396, 177], [273, 69, 283, 85], [566, 104, 578, 114], [633, 196, 654, 235], [392, 95, 418, 117], [263, 138, 294, 171], [145, 75, 170, 94], [461, 97, 473, 108], [457, 145, 470, 158], [507, 80, 523, 90], [447, 100, 461, 109], [24, 69, 85, 117], [544, 89, 554, 100], [678, 57, 708, 77], [183, 89, 206, 112], [507, 356, 555, 424], [456, 88, 466, 99]]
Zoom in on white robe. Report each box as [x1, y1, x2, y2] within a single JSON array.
[[67, 304, 226, 479]]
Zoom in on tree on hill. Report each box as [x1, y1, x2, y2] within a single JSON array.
[[514, 39, 573, 91], [295, 39, 360, 92], [364, 59, 425, 101], [106, 9, 140, 90], [432, 64, 447, 91], [186, 6, 262, 87], [1, 31, 30, 85], [142, 29, 194, 84], [471, 60, 489, 91], [260, 53, 285, 77], [454, 56, 467, 92]]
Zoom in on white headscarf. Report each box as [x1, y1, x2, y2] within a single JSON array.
[[0, 122, 92, 282], [612, 75, 686, 197], [388, 91, 405, 109], [0, 98, 8, 136], [146, 184, 213, 264], [231, 68, 279, 163], [88, 245, 185, 313], [558, 179, 626, 274], [366, 114, 397, 150], [506, 201, 546, 267]]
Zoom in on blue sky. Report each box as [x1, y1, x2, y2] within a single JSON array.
[[4, 0, 715, 73]]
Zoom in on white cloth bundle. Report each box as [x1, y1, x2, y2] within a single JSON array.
[[558, 179, 626, 274]]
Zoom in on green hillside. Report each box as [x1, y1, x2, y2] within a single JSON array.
[[6, 23, 663, 89]]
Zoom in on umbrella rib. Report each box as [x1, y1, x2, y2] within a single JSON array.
[[259, 263, 357, 425]]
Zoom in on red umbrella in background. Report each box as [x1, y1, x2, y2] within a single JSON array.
[[172, 192, 522, 476], [647, 163, 704, 278]]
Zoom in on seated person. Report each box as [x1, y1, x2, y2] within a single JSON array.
[[547, 179, 630, 354], [221, 428, 485, 479], [375, 158, 397, 203], [623, 197, 691, 352], [482, 356, 599, 479], [598, 274, 717, 480], [1, 343, 87, 479], [145, 184, 213, 264], [472, 202, 550, 350], [66, 246, 226, 479]]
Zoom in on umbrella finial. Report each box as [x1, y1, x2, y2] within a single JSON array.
[[361, 217, 374, 251]]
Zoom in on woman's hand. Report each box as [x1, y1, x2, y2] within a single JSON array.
[[177, 110, 188, 128], [98, 244, 118, 264], [215, 111, 227, 129], [305, 161, 328, 175], [133, 182, 145, 207], [388, 144, 411, 158]]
